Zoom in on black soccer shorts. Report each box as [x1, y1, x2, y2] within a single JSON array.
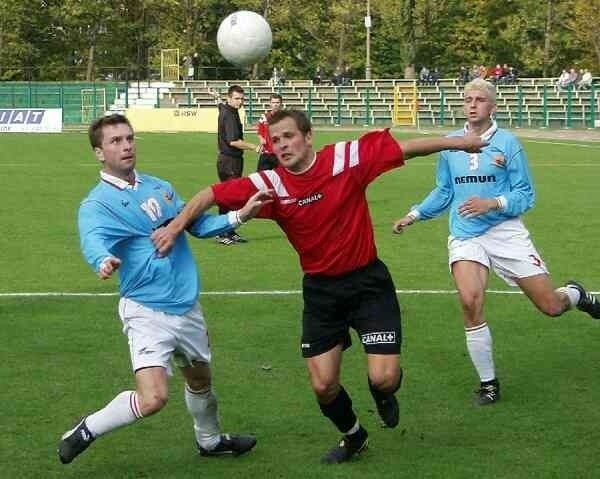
[[300, 258, 402, 358], [217, 153, 244, 182]]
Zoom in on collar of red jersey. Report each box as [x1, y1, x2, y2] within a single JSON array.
[[463, 120, 498, 142], [100, 170, 142, 190], [286, 152, 317, 175]]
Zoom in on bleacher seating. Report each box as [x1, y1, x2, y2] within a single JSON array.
[[110, 78, 598, 129]]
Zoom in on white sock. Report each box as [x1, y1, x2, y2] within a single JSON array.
[[558, 286, 580, 308], [185, 386, 221, 450], [85, 391, 143, 437], [465, 323, 496, 382]]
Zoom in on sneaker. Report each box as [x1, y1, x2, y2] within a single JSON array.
[[321, 427, 368, 464], [374, 394, 399, 428], [58, 417, 95, 464], [476, 379, 501, 406], [198, 434, 257, 457], [215, 235, 235, 246], [230, 232, 248, 243], [566, 281, 600, 319]]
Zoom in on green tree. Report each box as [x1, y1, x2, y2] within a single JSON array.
[[0, 0, 61, 80], [0, 0, 598, 81], [568, 0, 600, 71]]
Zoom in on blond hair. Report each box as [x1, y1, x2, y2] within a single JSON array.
[[464, 78, 496, 104]]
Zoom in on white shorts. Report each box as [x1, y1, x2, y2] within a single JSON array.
[[448, 218, 549, 286], [118, 298, 211, 375]]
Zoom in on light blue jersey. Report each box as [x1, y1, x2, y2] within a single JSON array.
[[78, 171, 236, 315], [412, 122, 535, 239]]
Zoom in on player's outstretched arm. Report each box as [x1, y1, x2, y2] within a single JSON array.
[[184, 189, 274, 239], [152, 188, 274, 255], [237, 189, 274, 222], [152, 187, 216, 254], [401, 136, 487, 159]]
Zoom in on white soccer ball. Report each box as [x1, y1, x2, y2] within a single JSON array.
[[217, 11, 272, 67]]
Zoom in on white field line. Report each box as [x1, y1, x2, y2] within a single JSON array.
[[1, 289, 598, 298], [406, 162, 598, 167], [525, 140, 600, 148]]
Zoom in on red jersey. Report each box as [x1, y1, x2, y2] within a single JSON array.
[[212, 129, 404, 276], [257, 111, 274, 154]]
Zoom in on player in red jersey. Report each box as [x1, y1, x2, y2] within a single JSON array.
[[152, 110, 486, 464], [256, 93, 283, 171]]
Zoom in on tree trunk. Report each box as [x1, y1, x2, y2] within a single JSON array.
[[337, 28, 346, 69], [542, 0, 554, 78], [403, 0, 416, 78], [593, 34, 600, 70], [86, 44, 95, 81], [184, 0, 194, 58]]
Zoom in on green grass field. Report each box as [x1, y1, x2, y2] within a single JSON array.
[[1, 129, 599, 478]]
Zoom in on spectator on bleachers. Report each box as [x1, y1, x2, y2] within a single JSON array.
[[341, 65, 352, 86], [419, 66, 430, 85], [569, 68, 579, 85], [429, 67, 441, 85], [562, 68, 578, 89], [458, 66, 470, 85], [270, 67, 279, 86], [331, 67, 343, 86], [504, 66, 518, 85], [278, 68, 287, 86], [491, 64, 504, 84], [470, 64, 480, 81], [578, 69, 593, 90], [478, 65, 488, 80], [556, 69, 570, 89], [313, 66, 323, 85], [183, 56, 193, 80]]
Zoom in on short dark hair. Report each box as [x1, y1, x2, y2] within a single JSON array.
[[88, 114, 132, 149], [227, 85, 245, 96], [270, 93, 283, 102], [268, 109, 312, 135]]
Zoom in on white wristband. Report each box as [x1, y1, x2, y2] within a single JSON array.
[[495, 196, 507, 211], [227, 210, 243, 227], [99, 256, 112, 272], [407, 210, 420, 221], [235, 210, 246, 226]]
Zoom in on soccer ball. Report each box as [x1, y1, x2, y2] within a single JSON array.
[[217, 11, 272, 67]]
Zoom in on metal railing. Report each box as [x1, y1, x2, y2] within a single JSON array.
[[0, 81, 128, 124], [1, 79, 597, 128]]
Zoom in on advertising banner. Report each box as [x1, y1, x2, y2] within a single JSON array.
[[125, 107, 246, 133], [0, 108, 63, 133]]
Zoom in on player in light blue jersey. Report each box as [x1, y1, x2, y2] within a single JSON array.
[[58, 114, 271, 465], [393, 79, 600, 405]]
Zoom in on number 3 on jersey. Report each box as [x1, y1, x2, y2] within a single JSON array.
[[468, 153, 479, 171], [140, 197, 162, 222]]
